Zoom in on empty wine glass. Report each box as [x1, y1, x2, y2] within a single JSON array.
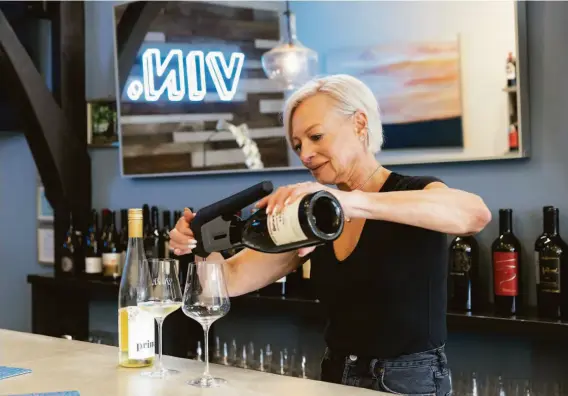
[[182, 260, 231, 388], [137, 258, 183, 378]]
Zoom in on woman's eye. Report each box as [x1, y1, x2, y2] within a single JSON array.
[[293, 144, 301, 152], [310, 134, 322, 142]]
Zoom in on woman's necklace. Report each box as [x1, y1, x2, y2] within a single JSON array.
[[345, 164, 381, 222], [352, 164, 382, 191]]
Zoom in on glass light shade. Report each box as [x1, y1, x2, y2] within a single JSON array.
[[261, 12, 319, 90]]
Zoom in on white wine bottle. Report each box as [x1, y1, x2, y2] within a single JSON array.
[[118, 208, 155, 368]]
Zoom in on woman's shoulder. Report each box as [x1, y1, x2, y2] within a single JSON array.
[[383, 171, 444, 192]]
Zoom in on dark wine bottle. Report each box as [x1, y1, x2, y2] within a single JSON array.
[[160, 210, 172, 259], [60, 212, 79, 275], [492, 208, 522, 316], [142, 204, 155, 259], [534, 206, 555, 313], [230, 190, 344, 254], [118, 209, 128, 274], [102, 210, 121, 279], [537, 207, 566, 319], [85, 209, 102, 276], [448, 235, 479, 312]]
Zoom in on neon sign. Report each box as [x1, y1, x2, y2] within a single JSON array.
[[125, 48, 245, 102]]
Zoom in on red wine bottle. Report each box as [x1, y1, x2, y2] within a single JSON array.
[[537, 207, 566, 319], [448, 235, 479, 312], [492, 209, 522, 316]]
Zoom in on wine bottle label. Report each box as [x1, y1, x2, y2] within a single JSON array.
[[539, 256, 560, 293], [267, 199, 307, 246], [493, 252, 518, 296], [125, 307, 155, 360], [302, 260, 311, 279], [534, 251, 540, 285], [102, 253, 121, 276], [164, 241, 170, 259], [85, 257, 102, 273], [61, 256, 74, 272]]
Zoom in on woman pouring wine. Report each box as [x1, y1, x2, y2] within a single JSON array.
[[169, 74, 491, 395]]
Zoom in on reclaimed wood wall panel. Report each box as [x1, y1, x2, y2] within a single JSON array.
[[115, 0, 289, 176]]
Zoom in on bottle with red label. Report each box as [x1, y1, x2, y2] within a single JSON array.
[[492, 208, 522, 317]]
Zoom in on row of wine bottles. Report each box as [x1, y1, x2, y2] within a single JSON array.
[[448, 206, 568, 319], [59, 205, 193, 279]]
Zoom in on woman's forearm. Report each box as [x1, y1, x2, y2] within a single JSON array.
[[222, 248, 301, 297], [344, 185, 491, 235]]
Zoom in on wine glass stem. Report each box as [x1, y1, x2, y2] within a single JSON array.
[[157, 318, 164, 372], [203, 324, 210, 377]]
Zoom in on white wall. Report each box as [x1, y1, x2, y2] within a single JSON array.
[[291, 0, 518, 165]]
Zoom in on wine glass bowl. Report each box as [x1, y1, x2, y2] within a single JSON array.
[[182, 260, 231, 388], [137, 258, 183, 378]]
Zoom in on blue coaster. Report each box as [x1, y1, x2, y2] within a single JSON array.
[[0, 366, 32, 380], [8, 393, 80, 396]]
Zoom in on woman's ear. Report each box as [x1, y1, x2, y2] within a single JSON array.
[[353, 110, 369, 141]]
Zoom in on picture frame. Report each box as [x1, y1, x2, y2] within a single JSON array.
[[37, 186, 54, 222], [37, 227, 55, 266]]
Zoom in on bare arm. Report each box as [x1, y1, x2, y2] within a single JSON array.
[[214, 249, 304, 297], [343, 182, 492, 235]]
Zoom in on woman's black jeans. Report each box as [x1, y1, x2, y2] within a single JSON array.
[[320, 345, 452, 395]]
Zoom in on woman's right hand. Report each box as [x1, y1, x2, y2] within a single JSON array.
[[168, 208, 198, 256]]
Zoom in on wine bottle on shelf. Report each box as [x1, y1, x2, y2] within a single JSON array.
[[448, 235, 480, 312], [118, 208, 155, 368], [142, 204, 154, 259], [118, 209, 128, 273], [85, 209, 102, 276], [228, 191, 344, 254], [506, 52, 516, 88], [150, 206, 160, 257], [102, 210, 122, 279], [59, 212, 80, 275], [537, 207, 566, 319], [534, 206, 555, 312], [159, 210, 172, 259], [492, 208, 522, 316]]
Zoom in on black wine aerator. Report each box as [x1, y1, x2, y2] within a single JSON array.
[[190, 181, 274, 257]]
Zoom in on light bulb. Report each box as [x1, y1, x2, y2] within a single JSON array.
[[261, 11, 318, 90]]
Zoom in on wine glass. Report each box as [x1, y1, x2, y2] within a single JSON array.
[[137, 258, 183, 378], [182, 260, 231, 388]]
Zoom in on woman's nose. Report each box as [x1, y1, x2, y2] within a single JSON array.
[[300, 150, 315, 165]]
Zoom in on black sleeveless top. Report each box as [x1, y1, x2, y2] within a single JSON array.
[[310, 171, 448, 359]]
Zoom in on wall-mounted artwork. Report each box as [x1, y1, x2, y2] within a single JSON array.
[[114, 1, 291, 176], [325, 38, 464, 150]]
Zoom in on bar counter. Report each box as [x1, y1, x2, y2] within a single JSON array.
[[0, 329, 381, 396]]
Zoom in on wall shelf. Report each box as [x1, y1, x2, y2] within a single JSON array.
[[27, 274, 568, 342]]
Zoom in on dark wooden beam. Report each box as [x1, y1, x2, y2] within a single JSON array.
[[0, 6, 91, 274], [115, 1, 165, 96]]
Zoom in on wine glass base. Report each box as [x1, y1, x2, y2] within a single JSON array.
[[187, 376, 227, 388], [140, 368, 180, 378]]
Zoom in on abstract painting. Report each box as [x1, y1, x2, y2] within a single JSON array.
[[326, 38, 464, 150]]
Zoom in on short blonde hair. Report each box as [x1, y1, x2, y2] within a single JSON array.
[[282, 74, 384, 153]]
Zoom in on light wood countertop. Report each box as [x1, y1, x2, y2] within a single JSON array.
[[0, 329, 383, 396]]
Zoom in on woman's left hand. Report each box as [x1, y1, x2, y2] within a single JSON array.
[[255, 181, 338, 215]]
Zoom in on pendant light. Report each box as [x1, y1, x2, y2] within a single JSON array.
[[261, 1, 318, 90]]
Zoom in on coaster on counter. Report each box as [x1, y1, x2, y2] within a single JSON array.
[[8, 392, 80, 396], [0, 366, 32, 380]]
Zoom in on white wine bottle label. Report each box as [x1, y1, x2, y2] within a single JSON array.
[[127, 307, 155, 360], [85, 257, 102, 273], [102, 253, 121, 276], [268, 199, 308, 246]]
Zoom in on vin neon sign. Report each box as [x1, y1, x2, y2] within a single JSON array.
[[125, 48, 245, 102]]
